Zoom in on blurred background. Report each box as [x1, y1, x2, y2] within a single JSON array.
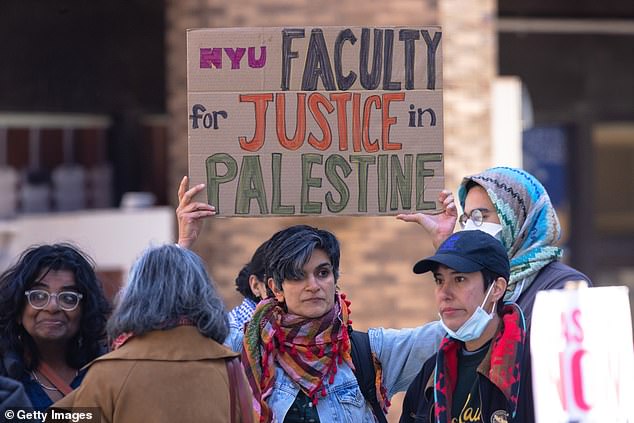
[[0, 1, 633, 418]]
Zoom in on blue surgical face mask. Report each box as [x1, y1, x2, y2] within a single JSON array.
[[439, 282, 496, 342], [462, 220, 503, 240]]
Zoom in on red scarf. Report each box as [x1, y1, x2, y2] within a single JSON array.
[[433, 304, 526, 423], [242, 293, 355, 422]]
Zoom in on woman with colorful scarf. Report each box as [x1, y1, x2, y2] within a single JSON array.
[[225, 225, 445, 423], [400, 230, 532, 423], [397, 166, 591, 325]]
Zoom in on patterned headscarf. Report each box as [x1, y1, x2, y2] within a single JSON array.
[[242, 293, 356, 423], [458, 167, 562, 302]]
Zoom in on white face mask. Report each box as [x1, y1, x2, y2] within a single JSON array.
[[439, 283, 496, 342], [462, 220, 503, 240]]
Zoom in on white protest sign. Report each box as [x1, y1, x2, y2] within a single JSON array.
[[531, 285, 634, 422]]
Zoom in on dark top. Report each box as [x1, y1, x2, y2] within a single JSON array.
[[516, 261, 591, 329], [1, 349, 89, 411], [451, 345, 489, 420], [400, 341, 532, 423], [21, 369, 85, 410], [0, 375, 32, 414], [284, 391, 320, 423], [399, 262, 589, 423], [515, 260, 591, 421]]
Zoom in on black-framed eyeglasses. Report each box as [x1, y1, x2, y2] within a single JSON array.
[[24, 290, 83, 311], [459, 209, 484, 228]]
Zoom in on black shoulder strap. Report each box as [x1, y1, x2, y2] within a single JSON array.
[[350, 329, 388, 423]]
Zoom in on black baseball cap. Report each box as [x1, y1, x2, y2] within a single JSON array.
[[413, 230, 510, 280]]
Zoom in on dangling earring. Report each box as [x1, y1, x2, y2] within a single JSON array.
[[77, 336, 84, 348]]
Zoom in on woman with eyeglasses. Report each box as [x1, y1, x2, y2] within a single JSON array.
[[397, 166, 591, 323], [0, 244, 110, 410], [397, 167, 592, 423]]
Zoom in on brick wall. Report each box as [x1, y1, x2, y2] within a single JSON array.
[[440, 0, 497, 191]]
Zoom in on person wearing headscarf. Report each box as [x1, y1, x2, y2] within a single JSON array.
[[397, 166, 591, 323]]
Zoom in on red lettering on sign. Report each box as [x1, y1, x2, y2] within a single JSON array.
[[307, 93, 334, 150], [239, 94, 274, 151], [571, 349, 591, 411], [239, 92, 408, 153]]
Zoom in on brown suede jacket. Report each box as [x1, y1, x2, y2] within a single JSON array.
[[54, 326, 251, 423]]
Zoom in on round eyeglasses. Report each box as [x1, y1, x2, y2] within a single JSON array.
[[458, 208, 484, 228], [24, 290, 83, 311]]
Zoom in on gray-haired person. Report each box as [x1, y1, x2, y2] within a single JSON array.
[[54, 245, 254, 423]]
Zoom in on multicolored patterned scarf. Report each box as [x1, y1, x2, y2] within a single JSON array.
[[458, 167, 563, 301], [433, 304, 526, 423], [242, 293, 357, 423]]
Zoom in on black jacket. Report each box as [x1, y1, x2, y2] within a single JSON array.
[[0, 375, 32, 412], [516, 261, 591, 329], [400, 354, 534, 423], [400, 305, 533, 423]]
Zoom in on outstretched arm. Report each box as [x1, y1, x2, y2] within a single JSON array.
[[396, 190, 458, 249], [369, 321, 445, 397], [176, 176, 216, 249]]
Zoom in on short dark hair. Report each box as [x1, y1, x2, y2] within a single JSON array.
[[235, 240, 269, 302], [0, 244, 111, 370], [265, 225, 340, 292]]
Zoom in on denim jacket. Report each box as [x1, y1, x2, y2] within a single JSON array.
[[225, 321, 444, 422]]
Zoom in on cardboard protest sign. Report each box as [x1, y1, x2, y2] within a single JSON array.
[[187, 26, 443, 216], [531, 285, 634, 422]]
